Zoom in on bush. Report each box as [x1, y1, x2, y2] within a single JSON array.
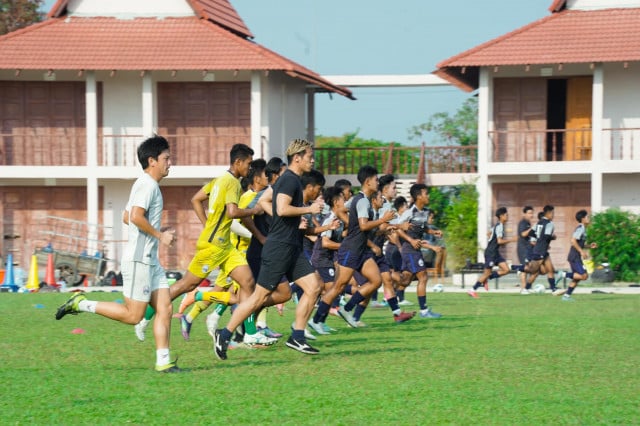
[[443, 183, 478, 270], [588, 208, 640, 282]]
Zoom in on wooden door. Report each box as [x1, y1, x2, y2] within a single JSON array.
[[565, 77, 592, 160]]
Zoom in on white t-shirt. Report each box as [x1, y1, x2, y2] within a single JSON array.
[[123, 173, 163, 265]]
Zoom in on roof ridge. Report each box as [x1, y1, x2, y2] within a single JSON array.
[[0, 17, 60, 42], [436, 10, 561, 69]]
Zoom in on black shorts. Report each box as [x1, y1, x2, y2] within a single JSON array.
[[257, 241, 315, 291]]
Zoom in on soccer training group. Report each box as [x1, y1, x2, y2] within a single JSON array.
[[55, 136, 594, 372]]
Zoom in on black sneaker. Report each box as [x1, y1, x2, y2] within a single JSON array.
[[213, 329, 229, 360], [285, 336, 319, 355]]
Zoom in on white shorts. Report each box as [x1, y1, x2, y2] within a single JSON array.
[[120, 261, 168, 303]]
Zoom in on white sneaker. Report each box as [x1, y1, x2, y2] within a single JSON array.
[[243, 332, 278, 346], [206, 312, 220, 337], [307, 319, 330, 335], [398, 299, 413, 306], [337, 306, 358, 328], [134, 318, 149, 342], [520, 289, 530, 295], [552, 288, 567, 296]]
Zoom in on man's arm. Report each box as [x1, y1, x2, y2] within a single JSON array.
[[191, 187, 209, 226], [130, 206, 175, 247]]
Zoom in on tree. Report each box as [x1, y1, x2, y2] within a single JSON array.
[[443, 182, 479, 270], [408, 97, 478, 146], [0, 0, 43, 36]]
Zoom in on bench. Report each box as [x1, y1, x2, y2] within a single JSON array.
[[458, 262, 517, 289]]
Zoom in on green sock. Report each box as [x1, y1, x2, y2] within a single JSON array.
[[243, 313, 257, 335], [144, 305, 155, 321], [214, 303, 227, 316]]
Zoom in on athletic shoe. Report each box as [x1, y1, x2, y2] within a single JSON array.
[[553, 288, 567, 296], [285, 336, 319, 355], [243, 332, 278, 347], [562, 294, 575, 302], [55, 292, 86, 320], [320, 322, 336, 333], [520, 289, 530, 295], [556, 269, 565, 284], [337, 306, 358, 328], [134, 318, 150, 342], [420, 308, 442, 319], [180, 315, 192, 341], [394, 311, 416, 323], [329, 307, 340, 317], [291, 322, 317, 340], [467, 290, 479, 299], [205, 312, 220, 337], [213, 329, 229, 360], [370, 300, 388, 308], [398, 299, 413, 306], [307, 319, 330, 335], [355, 320, 368, 328], [258, 326, 283, 338], [155, 359, 184, 373]]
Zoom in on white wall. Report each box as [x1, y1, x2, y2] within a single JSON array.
[[68, 0, 194, 17], [101, 181, 135, 269], [602, 63, 640, 162], [602, 174, 640, 213], [567, 0, 640, 10]]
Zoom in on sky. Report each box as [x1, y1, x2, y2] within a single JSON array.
[[41, 0, 551, 145]]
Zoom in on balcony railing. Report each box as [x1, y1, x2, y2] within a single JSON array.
[[488, 129, 593, 162], [314, 145, 478, 176], [604, 127, 640, 160]]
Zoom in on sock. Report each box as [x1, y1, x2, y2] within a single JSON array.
[[353, 304, 366, 322], [220, 327, 233, 342], [396, 289, 405, 301], [156, 348, 170, 366], [518, 264, 525, 272], [144, 305, 155, 320], [78, 300, 97, 313], [566, 272, 574, 280], [215, 303, 227, 316], [489, 271, 499, 280], [386, 296, 400, 312], [418, 295, 427, 311], [197, 291, 231, 305], [344, 292, 365, 311], [314, 301, 330, 323], [567, 285, 576, 295], [292, 329, 305, 342], [473, 282, 482, 290], [186, 301, 209, 323], [371, 289, 379, 302], [525, 282, 532, 290], [244, 313, 257, 335], [256, 309, 267, 329], [331, 294, 341, 308], [548, 277, 556, 290]]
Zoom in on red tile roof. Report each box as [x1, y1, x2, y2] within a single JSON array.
[[435, 8, 640, 92], [0, 16, 352, 98], [47, 0, 253, 38]]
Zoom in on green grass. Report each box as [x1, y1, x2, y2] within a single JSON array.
[[2, 290, 639, 425]]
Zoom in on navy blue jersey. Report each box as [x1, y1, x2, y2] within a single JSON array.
[[484, 222, 504, 260], [532, 218, 554, 257], [567, 223, 587, 263], [399, 205, 432, 241], [340, 192, 373, 253], [310, 212, 344, 268]]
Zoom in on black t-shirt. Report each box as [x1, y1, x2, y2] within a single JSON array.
[[485, 222, 504, 260], [267, 169, 303, 247], [517, 219, 531, 255], [533, 218, 554, 256], [339, 192, 373, 254]]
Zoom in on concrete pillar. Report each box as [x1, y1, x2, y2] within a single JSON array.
[[591, 64, 604, 213], [85, 71, 99, 250], [251, 71, 263, 158], [476, 68, 492, 260], [142, 72, 153, 138]]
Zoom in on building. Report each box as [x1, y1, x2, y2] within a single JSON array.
[[435, 0, 640, 267], [0, 0, 352, 273]]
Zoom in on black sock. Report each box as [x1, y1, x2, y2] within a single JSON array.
[[313, 301, 330, 324], [418, 295, 427, 310], [548, 277, 556, 290], [386, 296, 400, 312], [220, 327, 233, 342], [344, 291, 365, 311], [353, 304, 366, 321], [397, 289, 405, 301], [567, 285, 575, 295]]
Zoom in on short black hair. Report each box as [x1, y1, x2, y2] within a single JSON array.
[[137, 135, 169, 170], [495, 207, 508, 218], [410, 183, 428, 201], [576, 209, 588, 222], [301, 169, 325, 189], [335, 179, 352, 191], [523, 205, 533, 213], [230, 144, 254, 164], [248, 158, 267, 185], [543, 205, 555, 214], [324, 186, 343, 208], [393, 196, 407, 210], [378, 174, 395, 192], [357, 165, 378, 185], [537, 211, 544, 220], [266, 157, 286, 181]]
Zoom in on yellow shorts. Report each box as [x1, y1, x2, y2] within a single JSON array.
[[188, 244, 247, 282]]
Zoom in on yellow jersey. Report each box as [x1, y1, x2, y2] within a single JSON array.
[[196, 171, 241, 249]]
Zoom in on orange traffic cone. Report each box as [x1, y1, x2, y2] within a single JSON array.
[[45, 253, 58, 287], [26, 254, 40, 291]]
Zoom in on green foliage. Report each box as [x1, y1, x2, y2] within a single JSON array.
[[588, 208, 640, 281], [315, 131, 419, 174], [3, 292, 640, 424], [409, 97, 478, 146], [0, 0, 43, 35], [428, 186, 450, 229], [444, 183, 478, 270]]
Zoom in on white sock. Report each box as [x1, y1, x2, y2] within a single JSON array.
[[78, 300, 97, 313], [156, 348, 170, 366], [393, 309, 401, 316], [256, 321, 267, 329]]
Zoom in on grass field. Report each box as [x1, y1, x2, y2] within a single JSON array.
[[2, 290, 639, 425]]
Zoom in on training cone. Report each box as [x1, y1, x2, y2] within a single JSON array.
[[0, 254, 19, 292], [44, 253, 58, 287], [26, 254, 40, 291]]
